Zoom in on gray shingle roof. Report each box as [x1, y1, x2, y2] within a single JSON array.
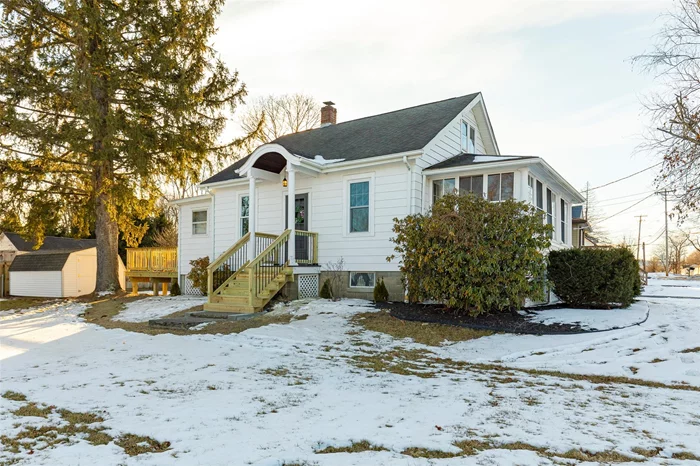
[[201, 93, 481, 185], [2, 232, 96, 252], [426, 154, 538, 171], [9, 250, 75, 272]]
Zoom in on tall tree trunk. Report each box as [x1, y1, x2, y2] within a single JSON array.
[[94, 162, 121, 291], [86, 0, 121, 292]]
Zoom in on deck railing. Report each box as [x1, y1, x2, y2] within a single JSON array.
[[294, 231, 318, 265], [126, 248, 177, 273]]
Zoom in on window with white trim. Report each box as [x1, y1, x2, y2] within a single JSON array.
[[349, 181, 370, 233], [349, 272, 375, 288], [560, 199, 568, 244], [546, 188, 554, 239], [528, 175, 535, 205], [432, 178, 456, 204], [459, 175, 484, 197], [461, 121, 476, 153], [536, 180, 544, 213], [240, 196, 249, 236], [487, 172, 515, 201], [192, 210, 207, 235]]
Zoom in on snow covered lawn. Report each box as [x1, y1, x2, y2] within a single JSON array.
[[112, 295, 207, 322], [1, 278, 700, 465]]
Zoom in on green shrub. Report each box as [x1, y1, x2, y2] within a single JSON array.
[[390, 193, 551, 316], [187, 257, 210, 295], [319, 278, 333, 299], [373, 278, 389, 302], [548, 247, 641, 307], [170, 281, 181, 296]]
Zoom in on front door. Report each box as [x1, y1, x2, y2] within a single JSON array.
[[285, 193, 309, 262]]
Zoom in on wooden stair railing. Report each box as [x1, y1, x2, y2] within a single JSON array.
[[206, 232, 281, 300], [246, 230, 291, 306]]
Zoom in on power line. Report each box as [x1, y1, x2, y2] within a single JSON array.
[[589, 162, 663, 191], [599, 193, 657, 222]]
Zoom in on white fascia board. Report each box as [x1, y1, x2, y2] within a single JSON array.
[[477, 94, 500, 155], [318, 150, 423, 173], [168, 194, 212, 206], [535, 159, 586, 203], [423, 158, 538, 177]]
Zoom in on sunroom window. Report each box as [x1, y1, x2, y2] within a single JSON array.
[[432, 178, 456, 203], [486, 173, 514, 201], [459, 175, 483, 197]]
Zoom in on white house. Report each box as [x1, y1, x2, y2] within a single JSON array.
[[171, 93, 585, 312]]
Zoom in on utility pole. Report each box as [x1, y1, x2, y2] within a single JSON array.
[[656, 190, 671, 277], [584, 182, 590, 221], [635, 215, 647, 261]]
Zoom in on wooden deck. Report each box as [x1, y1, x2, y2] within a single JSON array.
[[126, 247, 177, 295]]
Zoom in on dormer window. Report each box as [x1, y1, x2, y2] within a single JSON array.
[[461, 121, 476, 153]]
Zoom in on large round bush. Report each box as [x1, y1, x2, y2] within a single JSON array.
[[548, 247, 641, 308], [390, 194, 552, 316]]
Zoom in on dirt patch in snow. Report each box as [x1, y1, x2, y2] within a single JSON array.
[[82, 295, 304, 336]]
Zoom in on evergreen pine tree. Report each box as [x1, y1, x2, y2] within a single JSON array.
[[0, 0, 258, 290]]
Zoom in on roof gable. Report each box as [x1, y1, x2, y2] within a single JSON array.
[[201, 93, 481, 185]]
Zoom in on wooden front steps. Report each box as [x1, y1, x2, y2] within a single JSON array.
[[203, 268, 292, 313]]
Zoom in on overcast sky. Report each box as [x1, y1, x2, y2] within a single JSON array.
[[214, 0, 675, 248]]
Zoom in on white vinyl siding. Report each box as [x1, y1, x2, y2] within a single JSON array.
[[10, 271, 62, 297], [178, 200, 214, 276]]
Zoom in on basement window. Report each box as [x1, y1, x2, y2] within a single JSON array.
[[349, 272, 375, 288]]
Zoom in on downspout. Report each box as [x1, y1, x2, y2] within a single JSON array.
[[177, 205, 182, 286], [403, 155, 412, 215], [210, 189, 216, 260]]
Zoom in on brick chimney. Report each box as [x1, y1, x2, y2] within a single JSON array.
[[320, 101, 337, 126]]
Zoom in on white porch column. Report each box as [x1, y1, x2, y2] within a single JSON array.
[[248, 174, 256, 261], [287, 164, 297, 266]]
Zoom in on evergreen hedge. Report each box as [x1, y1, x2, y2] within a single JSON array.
[[548, 247, 641, 308], [390, 194, 552, 316]]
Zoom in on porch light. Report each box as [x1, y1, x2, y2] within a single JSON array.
[[282, 177, 288, 187]]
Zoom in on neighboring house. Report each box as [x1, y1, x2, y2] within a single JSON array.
[[571, 205, 598, 248], [1, 232, 125, 298], [171, 93, 585, 312]]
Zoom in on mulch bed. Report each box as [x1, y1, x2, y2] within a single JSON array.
[[381, 302, 598, 335]]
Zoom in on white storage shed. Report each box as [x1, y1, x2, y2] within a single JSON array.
[[9, 247, 125, 298]]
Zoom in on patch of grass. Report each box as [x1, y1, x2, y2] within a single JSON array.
[[401, 447, 459, 458], [12, 402, 53, 418], [0, 424, 113, 454], [115, 434, 171, 456], [631, 446, 662, 457], [649, 358, 667, 363], [350, 310, 492, 346], [0, 298, 47, 312], [1, 395, 168, 458], [2, 391, 27, 402], [58, 409, 104, 425], [83, 295, 298, 336], [680, 347, 700, 354], [347, 347, 700, 393], [556, 449, 642, 463], [316, 440, 388, 454], [263, 367, 291, 377], [350, 348, 438, 378], [672, 451, 700, 460]]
